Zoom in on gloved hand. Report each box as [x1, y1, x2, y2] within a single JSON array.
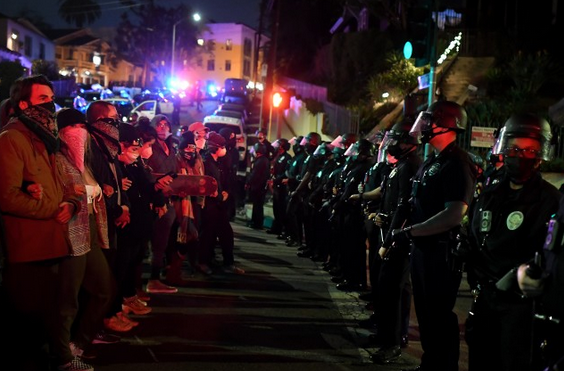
[[391, 227, 412, 246]]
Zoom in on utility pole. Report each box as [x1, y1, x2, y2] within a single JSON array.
[[264, 0, 280, 132], [424, 0, 438, 160]]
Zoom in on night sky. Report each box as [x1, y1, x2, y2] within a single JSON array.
[[2, 0, 261, 30]]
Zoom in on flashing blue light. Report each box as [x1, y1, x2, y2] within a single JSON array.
[[403, 41, 413, 59]]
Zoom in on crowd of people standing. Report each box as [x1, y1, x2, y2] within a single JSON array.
[[0, 74, 562, 371]]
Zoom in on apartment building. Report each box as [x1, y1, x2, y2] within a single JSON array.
[[180, 23, 269, 90]]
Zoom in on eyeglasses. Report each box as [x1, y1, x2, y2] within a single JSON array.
[[502, 147, 541, 159], [156, 122, 169, 128]]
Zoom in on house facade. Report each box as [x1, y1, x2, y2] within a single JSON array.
[[0, 15, 56, 71]]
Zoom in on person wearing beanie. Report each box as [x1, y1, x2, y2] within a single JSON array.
[[54, 107, 115, 366], [143, 113, 182, 292], [199, 132, 245, 275], [188, 121, 209, 150], [171, 130, 206, 279], [86, 100, 135, 334], [115, 122, 168, 316]]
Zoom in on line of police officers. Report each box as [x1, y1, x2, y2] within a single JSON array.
[[267, 100, 563, 371]]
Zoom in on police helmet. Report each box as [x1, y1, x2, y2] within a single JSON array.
[[492, 113, 552, 161], [410, 101, 467, 140], [313, 142, 333, 157], [345, 139, 375, 158], [342, 132, 358, 149], [388, 120, 420, 145], [253, 143, 268, 156], [273, 138, 290, 151], [300, 132, 321, 147]]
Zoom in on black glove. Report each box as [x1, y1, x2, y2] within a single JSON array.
[[391, 227, 412, 246]]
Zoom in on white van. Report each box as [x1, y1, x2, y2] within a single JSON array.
[[203, 115, 247, 163], [129, 99, 174, 121]]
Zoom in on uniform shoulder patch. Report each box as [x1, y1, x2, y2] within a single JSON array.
[[506, 211, 524, 231]]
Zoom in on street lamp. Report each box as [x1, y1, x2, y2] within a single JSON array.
[[171, 13, 201, 78]]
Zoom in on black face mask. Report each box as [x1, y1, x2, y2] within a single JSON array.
[[183, 151, 197, 167], [387, 144, 411, 159], [504, 157, 539, 185], [489, 153, 502, 165], [34, 101, 56, 115], [305, 144, 316, 155]]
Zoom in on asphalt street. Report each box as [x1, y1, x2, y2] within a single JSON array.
[[92, 207, 471, 371]]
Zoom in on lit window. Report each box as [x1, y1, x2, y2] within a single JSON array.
[[226, 39, 232, 51]]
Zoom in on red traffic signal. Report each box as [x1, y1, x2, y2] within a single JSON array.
[[272, 91, 290, 110]]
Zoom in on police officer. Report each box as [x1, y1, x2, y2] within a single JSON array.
[[334, 139, 375, 291], [354, 130, 390, 306], [245, 142, 270, 229], [287, 133, 320, 248], [301, 141, 337, 260], [268, 138, 292, 236], [292, 132, 323, 254], [466, 114, 561, 371], [358, 120, 421, 364], [320, 134, 356, 274], [284, 136, 306, 247], [392, 101, 476, 371]]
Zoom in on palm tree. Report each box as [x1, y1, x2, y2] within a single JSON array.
[[58, 0, 101, 27]]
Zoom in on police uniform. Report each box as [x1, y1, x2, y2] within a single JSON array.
[[467, 172, 560, 371], [375, 151, 421, 353], [285, 150, 307, 246], [298, 153, 325, 252], [270, 150, 292, 235], [410, 142, 475, 371], [336, 154, 373, 289], [538, 197, 564, 369], [362, 161, 392, 298]]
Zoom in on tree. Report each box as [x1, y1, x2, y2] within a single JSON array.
[[329, 29, 394, 104], [113, 1, 203, 87], [366, 51, 423, 104], [58, 0, 101, 27], [0, 61, 25, 100], [32, 60, 60, 81]]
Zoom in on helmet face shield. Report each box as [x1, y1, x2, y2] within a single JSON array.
[[300, 137, 308, 146], [492, 126, 552, 161], [288, 136, 298, 146], [376, 132, 389, 163], [272, 139, 280, 149], [409, 111, 433, 141], [344, 142, 358, 157], [313, 142, 333, 157], [330, 135, 344, 149], [492, 114, 554, 161]]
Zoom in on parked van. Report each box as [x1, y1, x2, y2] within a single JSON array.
[[129, 99, 174, 121], [203, 115, 247, 165]]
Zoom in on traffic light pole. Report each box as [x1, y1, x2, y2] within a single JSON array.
[[268, 102, 274, 142], [424, 0, 438, 161]]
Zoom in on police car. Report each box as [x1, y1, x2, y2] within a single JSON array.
[[203, 114, 248, 165]]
